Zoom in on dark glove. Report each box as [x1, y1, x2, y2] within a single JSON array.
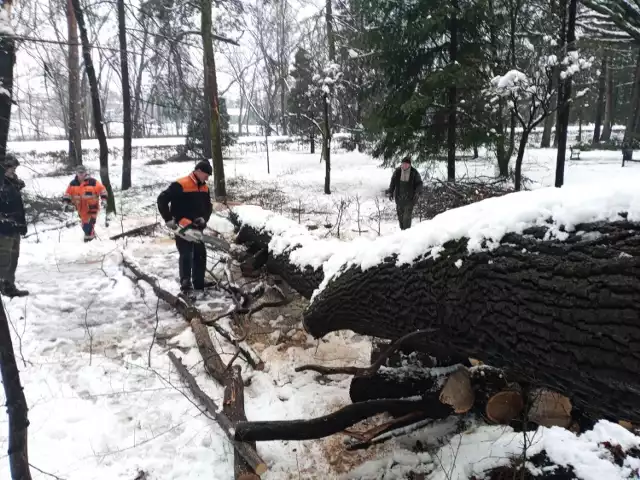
[[63, 203, 74, 213], [194, 217, 206, 228]]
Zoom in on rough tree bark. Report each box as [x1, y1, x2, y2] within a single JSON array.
[[67, 0, 82, 166], [303, 221, 640, 424], [118, 0, 133, 190], [202, 0, 226, 199], [229, 214, 323, 299], [71, 0, 116, 214]]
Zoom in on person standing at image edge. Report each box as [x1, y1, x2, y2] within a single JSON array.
[[0, 154, 28, 297], [157, 160, 213, 294], [63, 165, 108, 242], [386, 157, 424, 230]]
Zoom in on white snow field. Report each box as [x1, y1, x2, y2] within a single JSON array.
[[1, 136, 640, 479]]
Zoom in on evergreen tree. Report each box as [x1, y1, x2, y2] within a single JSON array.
[[288, 48, 321, 153], [186, 96, 235, 159], [353, 0, 490, 169]]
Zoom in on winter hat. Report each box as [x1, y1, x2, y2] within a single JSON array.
[[195, 160, 213, 175], [401, 157, 412, 165], [3, 154, 19, 168], [76, 165, 87, 174]]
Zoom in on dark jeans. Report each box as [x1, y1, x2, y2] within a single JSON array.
[[0, 234, 20, 284], [176, 236, 206, 289], [396, 202, 414, 230], [82, 216, 97, 239]]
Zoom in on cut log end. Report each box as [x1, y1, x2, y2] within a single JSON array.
[[486, 390, 524, 425], [439, 368, 474, 414], [528, 389, 572, 428]]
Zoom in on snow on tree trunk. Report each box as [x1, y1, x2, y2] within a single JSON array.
[[304, 218, 640, 424]]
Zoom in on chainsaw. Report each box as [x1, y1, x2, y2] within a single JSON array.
[[173, 223, 231, 252]]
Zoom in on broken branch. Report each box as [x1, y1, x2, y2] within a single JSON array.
[[168, 352, 267, 475]]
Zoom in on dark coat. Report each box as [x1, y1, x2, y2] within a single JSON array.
[[387, 166, 424, 203], [0, 175, 27, 236], [157, 173, 212, 228]]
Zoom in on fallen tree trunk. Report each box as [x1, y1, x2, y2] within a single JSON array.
[[228, 212, 324, 299], [304, 221, 640, 423], [168, 352, 267, 475], [224, 365, 260, 480]]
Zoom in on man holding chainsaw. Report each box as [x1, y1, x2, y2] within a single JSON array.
[[157, 160, 213, 294], [63, 165, 108, 242]]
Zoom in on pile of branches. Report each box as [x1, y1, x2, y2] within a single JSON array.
[[416, 179, 515, 220]]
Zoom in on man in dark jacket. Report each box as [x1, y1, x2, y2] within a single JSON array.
[[0, 154, 28, 297], [386, 157, 424, 230], [157, 160, 213, 293]]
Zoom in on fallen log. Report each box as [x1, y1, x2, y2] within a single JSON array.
[[110, 222, 159, 240], [168, 352, 267, 475], [304, 220, 640, 423], [223, 365, 260, 480], [228, 209, 325, 299], [122, 256, 263, 371], [234, 397, 452, 442]]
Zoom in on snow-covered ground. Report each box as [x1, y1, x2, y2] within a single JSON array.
[[2, 137, 640, 479]]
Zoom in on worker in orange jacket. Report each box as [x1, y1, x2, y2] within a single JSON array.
[[63, 165, 108, 242]]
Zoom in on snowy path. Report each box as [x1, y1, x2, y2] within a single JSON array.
[[0, 228, 369, 479]]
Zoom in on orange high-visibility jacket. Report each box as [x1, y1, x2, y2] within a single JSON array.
[[63, 176, 108, 219]]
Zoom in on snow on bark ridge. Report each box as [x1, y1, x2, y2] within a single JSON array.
[[234, 182, 640, 301], [233, 205, 342, 270]]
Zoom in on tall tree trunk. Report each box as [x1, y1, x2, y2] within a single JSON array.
[[71, 0, 116, 213], [626, 50, 640, 145], [0, 300, 32, 480], [541, 69, 558, 148], [506, 0, 518, 160], [118, 0, 132, 190], [555, 0, 577, 189], [238, 92, 244, 136], [202, 51, 212, 161], [202, 0, 226, 199], [592, 54, 607, 144], [489, 0, 509, 177], [601, 61, 614, 142], [0, 14, 31, 477], [514, 130, 528, 191], [67, 0, 82, 166], [323, 0, 335, 195], [0, 16, 13, 168], [132, 21, 148, 138], [447, 5, 458, 183]]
